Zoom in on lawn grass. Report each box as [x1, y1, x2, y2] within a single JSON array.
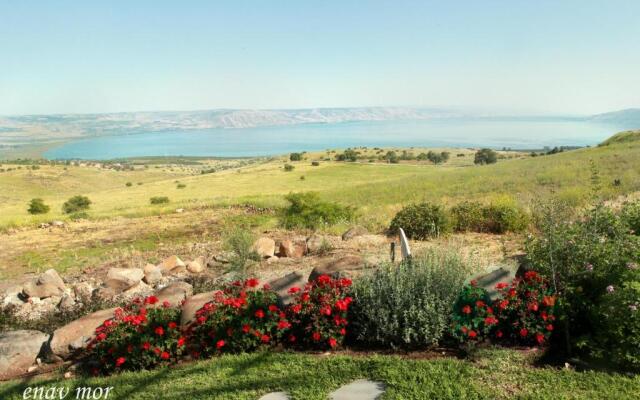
[[1, 349, 637, 399]]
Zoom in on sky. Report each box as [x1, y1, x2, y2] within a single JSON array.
[[1, 0, 639, 116]]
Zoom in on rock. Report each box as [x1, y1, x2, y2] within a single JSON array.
[[278, 240, 306, 258], [470, 266, 517, 300], [329, 379, 385, 400], [186, 258, 205, 273], [51, 220, 65, 227], [176, 208, 185, 213], [341, 226, 368, 241], [158, 255, 186, 275], [58, 294, 76, 310], [22, 269, 66, 299], [259, 393, 290, 400], [27, 365, 38, 373], [121, 281, 153, 300], [180, 290, 218, 326], [94, 286, 119, 301], [0, 330, 50, 379], [105, 267, 144, 290], [306, 234, 329, 254], [265, 255, 279, 265], [143, 264, 163, 285], [39, 223, 50, 229], [309, 255, 365, 282], [268, 272, 307, 306], [153, 281, 193, 307], [50, 308, 116, 359], [252, 237, 276, 258], [72, 282, 94, 300], [1, 286, 25, 307]]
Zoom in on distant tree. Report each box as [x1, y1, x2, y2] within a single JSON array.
[[336, 149, 358, 162], [62, 195, 91, 214], [150, 196, 170, 204], [289, 152, 302, 161], [384, 151, 399, 164], [474, 149, 498, 165], [284, 164, 295, 171], [311, 161, 320, 166], [125, 182, 133, 187], [28, 198, 50, 215]]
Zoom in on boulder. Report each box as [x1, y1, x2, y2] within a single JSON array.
[[50, 308, 116, 359], [58, 293, 76, 310], [158, 255, 186, 275], [153, 281, 193, 308], [0, 330, 50, 379], [306, 234, 329, 254], [51, 220, 65, 227], [1, 286, 24, 307], [105, 267, 144, 290], [22, 269, 66, 299], [72, 282, 94, 300], [470, 266, 517, 300], [121, 281, 153, 300], [143, 264, 163, 285], [186, 257, 205, 273], [252, 237, 276, 258], [180, 291, 218, 326], [278, 240, 306, 258], [308, 255, 365, 282], [268, 272, 307, 306], [341, 226, 368, 241]]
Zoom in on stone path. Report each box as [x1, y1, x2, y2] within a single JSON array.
[[258, 379, 385, 400]]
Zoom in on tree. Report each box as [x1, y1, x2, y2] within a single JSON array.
[[289, 152, 302, 161], [62, 195, 91, 214], [336, 149, 358, 162], [28, 198, 50, 214], [384, 151, 399, 164], [474, 148, 498, 165]]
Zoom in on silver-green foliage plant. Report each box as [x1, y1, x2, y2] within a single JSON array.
[[349, 249, 472, 349], [223, 227, 260, 279]]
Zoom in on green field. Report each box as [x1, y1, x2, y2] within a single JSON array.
[[1, 134, 639, 231], [1, 349, 638, 399]]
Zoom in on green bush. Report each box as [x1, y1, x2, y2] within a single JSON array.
[[284, 164, 295, 172], [349, 249, 470, 349], [27, 198, 50, 215], [481, 203, 529, 233], [150, 196, 170, 205], [336, 149, 358, 162], [311, 161, 320, 166], [450, 201, 484, 232], [450, 284, 495, 344], [176, 183, 186, 189], [223, 227, 260, 279], [389, 202, 450, 239], [69, 211, 89, 221], [125, 182, 133, 187], [62, 195, 91, 214], [622, 200, 640, 235], [279, 192, 355, 230], [289, 152, 302, 161], [474, 148, 498, 165]]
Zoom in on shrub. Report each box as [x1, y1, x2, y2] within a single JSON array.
[[622, 200, 640, 235], [481, 202, 529, 233], [27, 198, 50, 215], [62, 195, 91, 214], [389, 202, 450, 239], [150, 196, 170, 205], [474, 149, 497, 165], [311, 161, 320, 166], [87, 296, 185, 374], [493, 271, 558, 346], [284, 164, 295, 172], [336, 149, 358, 162], [188, 278, 289, 356], [222, 228, 260, 279], [450, 283, 496, 343], [593, 280, 640, 370], [125, 182, 132, 187], [289, 153, 302, 161], [286, 275, 353, 350], [177, 183, 186, 189], [349, 249, 470, 349], [279, 192, 355, 230], [69, 211, 89, 221], [450, 201, 484, 232]]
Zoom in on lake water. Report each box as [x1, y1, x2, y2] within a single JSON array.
[[43, 118, 626, 160]]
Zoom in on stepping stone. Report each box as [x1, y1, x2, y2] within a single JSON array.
[[258, 392, 290, 400], [330, 379, 385, 400]]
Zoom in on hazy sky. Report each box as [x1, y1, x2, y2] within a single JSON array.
[[1, 1, 639, 116]]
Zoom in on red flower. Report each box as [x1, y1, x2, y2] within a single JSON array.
[[495, 282, 508, 290], [96, 333, 107, 341], [498, 300, 509, 310], [542, 296, 556, 307], [168, 322, 177, 329], [468, 330, 477, 339], [328, 338, 337, 348], [524, 271, 538, 281], [115, 357, 126, 367], [160, 351, 170, 360], [288, 287, 301, 294], [527, 302, 539, 312], [470, 279, 478, 287], [462, 305, 472, 314], [262, 283, 271, 290], [288, 334, 296, 343], [301, 293, 310, 302], [484, 316, 498, 325], [546, 324, 554, 331], [177, 337, 186, 347], [155, 326, 165, 336], [142, 341, 151, 350], [216, 340, 225, 349], [277, 320, 291, 330], [496, 330, 503, 338], [197, 316, 207, 325], [535, 333, 545, 345], [312, 332, 321, 341], [475, 300, 486, 308], [320, 305, 332, 316], [154, 347, 161, 355], [268, 304, 279, 312], [519, 328, 528, 337], [145, 295, 158, 305], [162, 301, 171, 308], [254, 309, 265, 318], [291, 304, 302, 314], [317, 275, 332, 285], [242, 324, 251, 333], [261, 334, 270, 343], [245, 278, 259, 288], [461, 326, 468, 334], [340, 328, 347, 336]]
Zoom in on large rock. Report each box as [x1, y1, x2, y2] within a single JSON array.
[[309, 255, 365, 282], [22, 269, 66, 299], [143, 264, 163, 285], [121, 281, 153, 300], [72, 281, 95, 300], [470, 266, 517, 300], [0, 330, 50, 379], [153, 281, 193, 307], [158, 255, 186, 275], [50, 308, 116, 359], [105, 267, 144, 290], [341, 226, 368, 241], [252, 237, 276, 258], [268, 272, 307, 306], [306, 234, 329, 254], [186, 257, 205, 273], [278, 240, 306, 258], [180, 291, 218, 326]]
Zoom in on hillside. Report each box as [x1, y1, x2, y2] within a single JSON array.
[[599, 129, 640, 146]]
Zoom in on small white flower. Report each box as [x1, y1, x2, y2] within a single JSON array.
[[606, 285, 615, 293], [629, 304, 638, 312], [584, 263, 594, 272]]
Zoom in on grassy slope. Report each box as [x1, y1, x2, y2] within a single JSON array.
[[1, 138, 639, 230], [1, 350, 638, 400]]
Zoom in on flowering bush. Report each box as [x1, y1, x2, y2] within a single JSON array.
[[451, 282, 497, 343], [493, 271, 557, 346], [88, 295, 185, 374], [286, 275, 352, 350], [187, 278, 290, 356]]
